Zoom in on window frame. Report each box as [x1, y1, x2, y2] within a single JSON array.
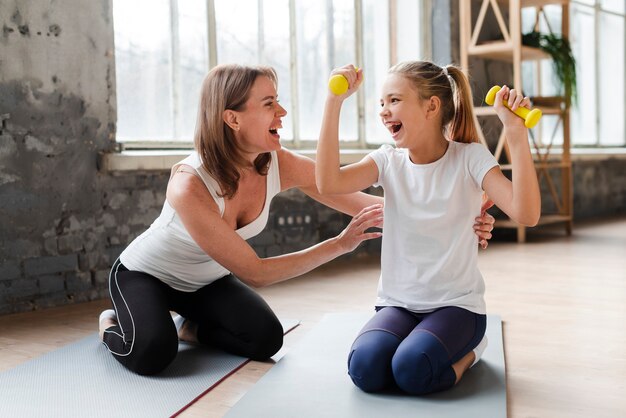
[[118, 0, 431, 151]]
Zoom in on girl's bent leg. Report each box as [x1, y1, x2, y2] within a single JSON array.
[[103, 260, 178, 375], [347, 307, 419, 392], [391, 306, 486, 395], [174, 275, 283, 360]]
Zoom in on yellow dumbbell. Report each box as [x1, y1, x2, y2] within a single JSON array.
[[328, 67, 359, 96], [485, 85, 542, 129]]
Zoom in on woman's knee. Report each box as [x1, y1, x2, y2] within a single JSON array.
[[126, 330, 179, 375], [245, 316, 284, 360]]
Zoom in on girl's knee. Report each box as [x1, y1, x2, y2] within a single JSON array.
[[391, 332, 456, 395], [347, 331, 399, 393], [392, 351, 434, 395], [348, 347, 392, 392]]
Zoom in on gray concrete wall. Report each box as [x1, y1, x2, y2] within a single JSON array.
[[0, 0, 171, 314], [0, 0, 623, 315]]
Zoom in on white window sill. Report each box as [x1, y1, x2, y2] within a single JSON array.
[[98, 147, 626, 172], [98, 148, 373, 172]]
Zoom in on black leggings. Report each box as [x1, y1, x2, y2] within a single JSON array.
[[102, 259, 283, 375]]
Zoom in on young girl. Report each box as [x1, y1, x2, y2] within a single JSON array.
[[315, 61, 540, 395]]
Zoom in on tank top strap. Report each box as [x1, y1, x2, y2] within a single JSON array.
[[172, 152, 226, 216], [266, 150, 281, 197]]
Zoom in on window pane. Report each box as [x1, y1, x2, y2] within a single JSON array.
[[178, 0, 208, 140], [215, 0, 258, 65], [296, 0, 357, 141], [570, 4, 597, 145], [601, 0, 625, 14], [363, 0, 391, 145], [598, 11, 625, 145], [397, 0, 422, 62], [113, 0, 173, 141], [214, 0, 293, 140], [332, 0, 358, 142], [261, 0, 293, 140]]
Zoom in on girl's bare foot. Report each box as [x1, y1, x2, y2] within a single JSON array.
[[98, 309, 117, 340]]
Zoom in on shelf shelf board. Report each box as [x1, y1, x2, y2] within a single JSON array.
[[495, 214, 572, 229], [468, 43, 550, 61], [523, 0, 569, 7]]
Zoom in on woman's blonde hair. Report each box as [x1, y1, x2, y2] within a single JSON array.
[[388, 61, 479, 143], [194, 64, 278, 199]]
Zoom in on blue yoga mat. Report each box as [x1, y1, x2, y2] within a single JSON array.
[[227, 313, 506, 418], [0, 318, 299, 417]]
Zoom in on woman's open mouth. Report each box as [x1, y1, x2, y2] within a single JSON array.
[[269, 126, 281, 138]]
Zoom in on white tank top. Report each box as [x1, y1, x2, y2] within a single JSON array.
[[120, 151, 281, 291]]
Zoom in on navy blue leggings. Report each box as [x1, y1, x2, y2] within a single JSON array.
[[347, 306, 486, 395]]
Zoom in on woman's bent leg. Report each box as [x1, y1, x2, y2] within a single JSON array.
[[103, 260, 178, 375], [347, 307, 419, 392], [174, 275, 283, 360]]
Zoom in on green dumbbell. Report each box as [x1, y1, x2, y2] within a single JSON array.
[[485, 85, 542, 129]]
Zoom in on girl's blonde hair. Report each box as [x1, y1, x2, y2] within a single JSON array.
[[388, 61, 479, 143], [194, 64, 278, 199]]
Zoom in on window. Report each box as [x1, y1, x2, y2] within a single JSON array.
[[520, 2, 625, 149], [569, 0, 625, 147], [113, 0, 428, 148]]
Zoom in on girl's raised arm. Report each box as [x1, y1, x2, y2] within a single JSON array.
[[482, 86, 541, 226], [316, 66, 379, 195]]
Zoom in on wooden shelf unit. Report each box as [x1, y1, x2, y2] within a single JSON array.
[[460, 0, 573, 242]]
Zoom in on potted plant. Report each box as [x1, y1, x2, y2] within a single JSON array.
[[522, 31, 577, 107]]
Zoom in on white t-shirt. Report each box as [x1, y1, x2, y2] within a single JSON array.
[[120, 151, 281, 292], [369, 141, 498, 314]]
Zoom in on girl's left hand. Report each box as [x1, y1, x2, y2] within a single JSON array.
[[493, 85, 531, 130], [474, 198, 495, 249]]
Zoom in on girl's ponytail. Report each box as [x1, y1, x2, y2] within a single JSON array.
[[444, 66, 479, 144]]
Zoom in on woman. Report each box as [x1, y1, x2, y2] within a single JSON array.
[[99, 64, 495, 376]]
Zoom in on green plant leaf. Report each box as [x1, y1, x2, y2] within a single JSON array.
[[522, 30, 577, 106]]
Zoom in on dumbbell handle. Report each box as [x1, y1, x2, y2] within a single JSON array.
[[485, 86, 542, 128]]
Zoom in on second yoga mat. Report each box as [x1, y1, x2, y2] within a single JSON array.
[[227, 313, 506, 418]]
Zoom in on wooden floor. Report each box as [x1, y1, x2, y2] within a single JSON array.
[[1, 217, 625, 417]]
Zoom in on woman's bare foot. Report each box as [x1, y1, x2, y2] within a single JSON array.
[[173, 314, 199, 343], [98, 309, 117, 341]]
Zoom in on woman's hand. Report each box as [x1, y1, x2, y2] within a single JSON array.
[[474, 198, 495, 249], [336, 204, 383, 253]]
